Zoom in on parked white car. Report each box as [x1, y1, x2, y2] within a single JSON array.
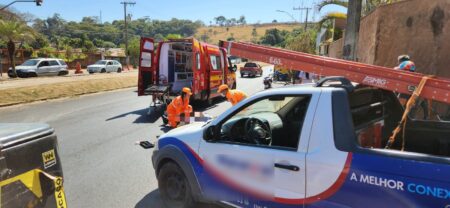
[[8, 58, 69, 78], [87, 60, 123, 74]]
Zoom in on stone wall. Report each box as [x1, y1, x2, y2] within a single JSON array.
[[357, 0, 450, 77]]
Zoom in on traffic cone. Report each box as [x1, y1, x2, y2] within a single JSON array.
[[75, 62, 83, 74]]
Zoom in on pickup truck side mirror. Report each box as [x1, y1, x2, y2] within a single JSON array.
[[203, 125, 219, 142]]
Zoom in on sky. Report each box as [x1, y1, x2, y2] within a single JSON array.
[[8, 0, 347, 24]]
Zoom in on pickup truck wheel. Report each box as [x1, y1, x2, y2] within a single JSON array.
[[117, 68, 122, 73], [101, 68, 106, 73], [158, 162, 195, 208], [240, 73, 244, 78]]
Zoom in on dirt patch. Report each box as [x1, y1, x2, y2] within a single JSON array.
[[0, 75, 137, 107]]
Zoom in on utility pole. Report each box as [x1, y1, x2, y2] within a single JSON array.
[[343, 0, 362, 61], [293, 6, 312, 31], [120, 1, 135, 70], [99, 10, 102, 24]]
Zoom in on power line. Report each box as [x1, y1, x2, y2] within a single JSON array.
[[293, 6, 312, 30]]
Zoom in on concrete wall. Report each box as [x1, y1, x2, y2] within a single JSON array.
[[328, 38, 344, 59], [357, 0, 450, 77], [356, 8, 379, 65]]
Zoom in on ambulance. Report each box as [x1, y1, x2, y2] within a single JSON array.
[[138, 37, 237, 105]]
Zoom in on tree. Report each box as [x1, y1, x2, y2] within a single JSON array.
[[128, 37, 140, 67], [165, 34, 182, 40], [285, 29, 317, 54], [214, 16, 226, 26], [230, 18, 237, 26], [226, 19, 232, 27], [0, 20, 35, 77], [260, 28, 285, 46], [238, 15, 246, 25], [272, 19, 278, 23]]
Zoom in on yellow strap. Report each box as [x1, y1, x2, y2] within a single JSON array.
[[385, 75, 433, 150], [0, 169, 67, 208]]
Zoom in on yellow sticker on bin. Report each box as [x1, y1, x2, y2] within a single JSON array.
[[0, 169, 67, 208]]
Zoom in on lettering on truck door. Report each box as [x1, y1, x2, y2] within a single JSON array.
[[199, 93, 318, 207]]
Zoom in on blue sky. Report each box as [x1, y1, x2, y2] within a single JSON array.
[[10, 0, 346, 24]]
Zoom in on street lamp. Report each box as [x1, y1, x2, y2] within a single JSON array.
[[0, 0, 43, 10], [276, 10, 297, 23]]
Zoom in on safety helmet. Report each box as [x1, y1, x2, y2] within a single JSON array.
[[398, 55, 410, 62], [182, 87, 192, 95], [218, 84, 229, 93]]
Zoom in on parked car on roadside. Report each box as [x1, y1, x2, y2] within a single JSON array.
[[87, 60, 122, 74], [240, 62, 262, 77], [7, 58, 69, 78]]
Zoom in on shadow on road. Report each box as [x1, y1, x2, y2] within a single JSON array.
[[106, 97, 224, 125], [135, 189, 162, 208], [159, 125, 171, 133], [106, 108, 164, 124], [135, 189, 221, 208]]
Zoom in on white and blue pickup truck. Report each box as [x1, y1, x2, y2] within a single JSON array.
[[149, 77, 450, 208]]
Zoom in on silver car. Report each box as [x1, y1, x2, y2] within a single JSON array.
[[8, 58, 69, 78], [87, 60, 123, 74]]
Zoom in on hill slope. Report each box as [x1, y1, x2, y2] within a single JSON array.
[[195, 23, 301, 44]]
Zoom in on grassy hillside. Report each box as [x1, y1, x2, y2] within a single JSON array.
[[195, 23, 301, 44]]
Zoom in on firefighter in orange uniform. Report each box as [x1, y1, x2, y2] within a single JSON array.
[[218, 84, 247, 106], [166, 87, 193, 128]]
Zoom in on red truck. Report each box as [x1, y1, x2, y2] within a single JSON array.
[[240, 62, 263, 78]]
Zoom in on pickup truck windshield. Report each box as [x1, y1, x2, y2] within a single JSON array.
[[236, 97, 294, 117], [244, 63, 257, 67]]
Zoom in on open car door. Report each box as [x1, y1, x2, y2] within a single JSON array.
[[138, 37, 155, 96]]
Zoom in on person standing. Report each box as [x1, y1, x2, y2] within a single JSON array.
[[218, 84, 247, 106]]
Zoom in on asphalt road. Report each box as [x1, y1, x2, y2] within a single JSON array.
[[0, 66, 273, 208]]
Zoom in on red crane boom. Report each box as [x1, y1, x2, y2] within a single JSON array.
[[220, 41, 450, 104]]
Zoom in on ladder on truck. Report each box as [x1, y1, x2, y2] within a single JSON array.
[[219, 40, 450, 105]]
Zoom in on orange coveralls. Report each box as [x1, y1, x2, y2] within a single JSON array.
[[166, 96, 192, 128], [226, 90, 247, 106]]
